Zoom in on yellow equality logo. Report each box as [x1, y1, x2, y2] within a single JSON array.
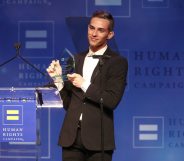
[[6, 110, 19, 121]]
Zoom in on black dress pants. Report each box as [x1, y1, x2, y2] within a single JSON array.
[[62, 126, 113, 161]]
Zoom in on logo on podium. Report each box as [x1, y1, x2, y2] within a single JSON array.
[[3, 105, 23, 125]]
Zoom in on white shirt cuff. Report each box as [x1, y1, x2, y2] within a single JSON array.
[[54, 81, 64, 91], [81, 80, 91, 93]]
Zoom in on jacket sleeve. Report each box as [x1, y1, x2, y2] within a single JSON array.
[[59, 81, 73, 110], [84, 56, 128, 110]]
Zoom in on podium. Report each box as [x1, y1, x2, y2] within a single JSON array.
[[0, 87, 63, 160]]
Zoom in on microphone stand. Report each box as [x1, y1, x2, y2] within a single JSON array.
[[92, 54, 111, 161], [0, 43, 46, 76], [99, 58, 105, 161]]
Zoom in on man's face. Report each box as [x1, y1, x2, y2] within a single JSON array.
[[88, 17, 114, 52]]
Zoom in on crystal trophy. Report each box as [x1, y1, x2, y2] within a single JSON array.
[[60, 48, 75, 81]]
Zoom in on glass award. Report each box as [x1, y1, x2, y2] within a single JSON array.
[[60, 48, 75, 81]]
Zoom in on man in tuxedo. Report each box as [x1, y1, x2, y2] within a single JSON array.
[[47, 10, 128, 161]]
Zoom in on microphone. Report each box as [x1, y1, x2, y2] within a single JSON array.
[[14, 42, 21, 50]]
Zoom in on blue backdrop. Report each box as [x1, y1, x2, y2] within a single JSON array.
[[0, 0, 184, 161]]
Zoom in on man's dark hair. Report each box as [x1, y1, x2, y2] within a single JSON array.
[[91, 10, 114, 31]]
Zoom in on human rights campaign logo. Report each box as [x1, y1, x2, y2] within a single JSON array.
[[2, 105, 23, 125], [95, 0, 122, 6], [86, 0, 131, 17], [142, 0, 169, 8], [133, 116, 164, 148], [18, 21, 54, 58]]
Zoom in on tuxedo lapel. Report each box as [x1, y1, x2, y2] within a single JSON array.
[[70, 51, 87, 100], [76, 52, 87, 76], [90, 48, 111, 83], [90, 64, 100, 83]]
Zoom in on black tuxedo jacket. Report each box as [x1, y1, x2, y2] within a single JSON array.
[[58, 47, 128, 151]]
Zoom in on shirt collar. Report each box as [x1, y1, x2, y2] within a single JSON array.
[[87, 45, 108, 57]]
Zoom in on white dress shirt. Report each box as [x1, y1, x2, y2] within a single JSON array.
[[81, 45, 107, 92]]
